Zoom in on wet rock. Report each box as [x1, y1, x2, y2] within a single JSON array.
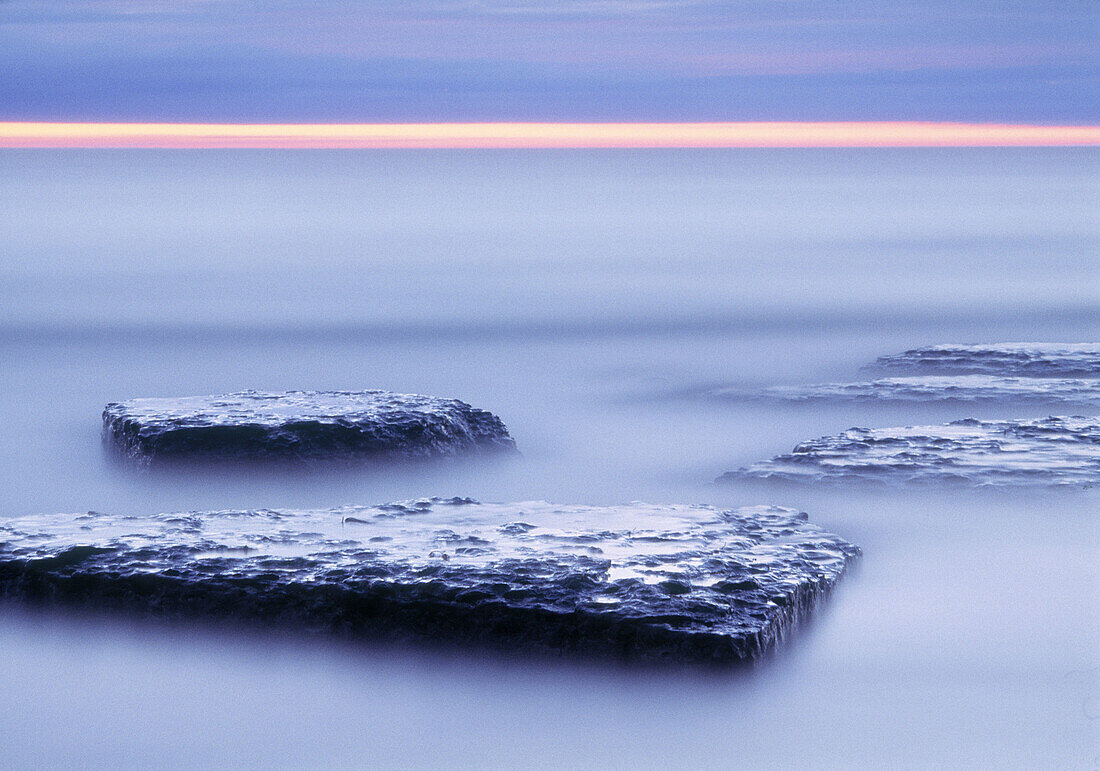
[[0, 499, 859, 664], [102, 390, 517, 465], [719, 415, 1100, 488], [864, 343, 1100, 378], [714, 375, 1100, 405]]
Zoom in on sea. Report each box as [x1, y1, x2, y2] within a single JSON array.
[[0, 148, 1097, 768]]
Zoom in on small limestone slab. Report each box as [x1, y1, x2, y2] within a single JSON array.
[[103, 390, 517, 465], [713, 375, 1100, 405], [864, 343, 1100, 378], [720, 415, 1100, 488], [0, 499, 859, 664]]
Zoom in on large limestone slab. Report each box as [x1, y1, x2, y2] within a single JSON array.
[[864, 343, 1100, 378], [103, 390, 517, 465], [0, 499, 859, 664], [720, 415, 1100, 488]]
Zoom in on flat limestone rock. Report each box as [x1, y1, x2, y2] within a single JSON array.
[[864, 343, 1100, 378], [714, 375, 1100, 405], [719, 415, 1100, 488], [103, 390, 517, 465], [0, 499, 859, 664]]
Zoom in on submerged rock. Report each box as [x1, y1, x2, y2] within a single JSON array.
[[103, 390, 517, 465], [719, 415, 1100, 488], [715, 375, 1100, 405], [865, 343, 1100, 378], [0, 499, 859, 664]]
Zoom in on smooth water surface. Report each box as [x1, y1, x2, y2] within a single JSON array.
[[0, 149, 1097, 768]]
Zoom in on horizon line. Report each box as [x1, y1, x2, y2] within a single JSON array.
[[1, 121, 1098, 148]]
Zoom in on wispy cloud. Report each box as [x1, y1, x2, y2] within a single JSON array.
[[0, 0, 1095, 121]]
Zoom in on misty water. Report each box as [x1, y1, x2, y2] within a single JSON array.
[[1, 149, 1097, 767]]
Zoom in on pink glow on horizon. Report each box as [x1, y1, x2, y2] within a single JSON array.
[[1, 122, 1098, 148]]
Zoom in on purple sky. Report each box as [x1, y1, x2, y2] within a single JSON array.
[[1, 0, 1097, 122]]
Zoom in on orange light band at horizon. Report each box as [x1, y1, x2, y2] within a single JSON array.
[[1, 122, 1098, 148]]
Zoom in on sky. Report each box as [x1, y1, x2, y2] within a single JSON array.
[[1, 0, 1097, 123]]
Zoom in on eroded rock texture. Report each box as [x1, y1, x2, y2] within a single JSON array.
[[864, 343, 1100, 378], [103, 390, 517, 465], [720, 415, 1100, 488], [0, 499, 859, 664]]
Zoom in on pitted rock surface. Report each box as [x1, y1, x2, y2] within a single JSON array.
[[714, 375, 1100, 405], [864, 343, 1100, 378], [0, 499, 859, 664], [720, 415, 1100, 488], [103, 390, 517, 465]]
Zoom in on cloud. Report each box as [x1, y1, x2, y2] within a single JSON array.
[[1, 0, 1096, 120]]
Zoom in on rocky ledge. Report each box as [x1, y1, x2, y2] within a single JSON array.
[[864, 343, 1100, 378], [0, 499, 859, 664], [103, 390, 517, 466], [713, 375, 1100, 405], [720, 415, 1100, 488]]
